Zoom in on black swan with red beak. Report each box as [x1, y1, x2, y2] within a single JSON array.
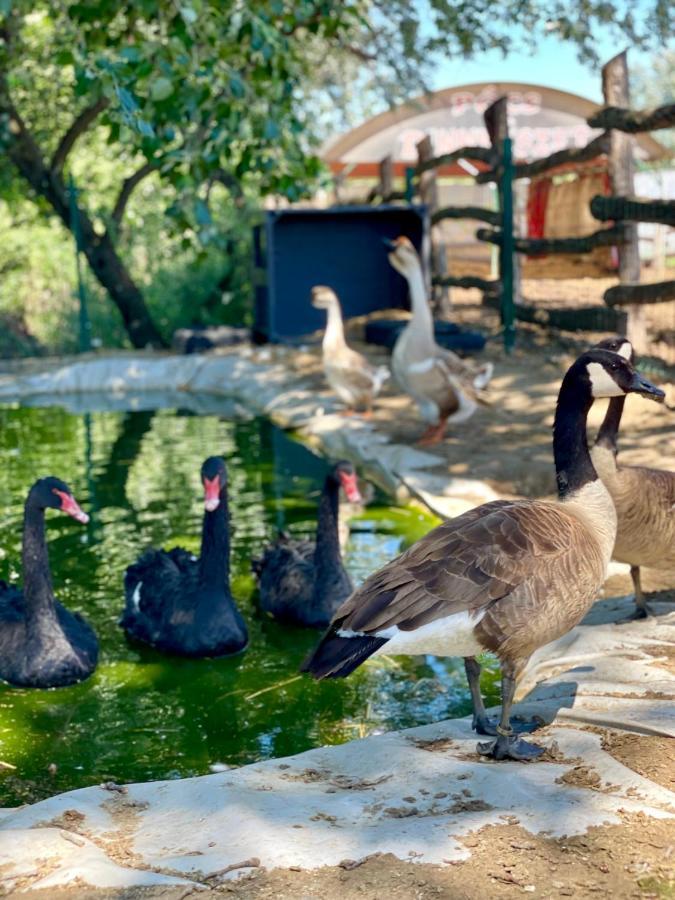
[[0, 477, 97, 688], [253, 460, 362, 628], [121, 456, 248, 657]]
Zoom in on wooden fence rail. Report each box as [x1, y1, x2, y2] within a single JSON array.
[[476, 225, 626, 255], [431, 205, 499, 226], [476, 132, 611, 184], [604, 280, 675, 307], [587, 102, 675, 132], [590, 195, 675, 226], [432, 274, 501, 295]]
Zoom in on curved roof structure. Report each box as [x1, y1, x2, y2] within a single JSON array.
[[324, 82, 667, 167]]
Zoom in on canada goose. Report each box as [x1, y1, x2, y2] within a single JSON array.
[[302, 350, 664, 761], [0, 477, 97, 687], [121, 457, 248, 657], [384, 236, 493, 445], [253, 461, 362, 628], [591, 336, 674, 618], [311, 286, 389, 414]]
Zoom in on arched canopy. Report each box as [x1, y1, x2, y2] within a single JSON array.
[[323, 82, 668, 173]]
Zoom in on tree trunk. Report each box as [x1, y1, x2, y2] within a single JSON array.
[[0, 90, 166, 349], [77, 215, 167, 349]]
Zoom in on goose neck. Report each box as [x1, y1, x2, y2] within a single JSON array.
[[595, 396, 625, 454], [405, 264, 433, 332], [553, 372, 598, 500], [21, 501, 57, 626], [322, 302, 347, 352], [199, 488, 230, 589], [313, 476, 342, 581]]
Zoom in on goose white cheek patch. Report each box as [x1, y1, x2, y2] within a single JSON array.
[[587, 362, 624, 398], [616, 341, 632, 360]]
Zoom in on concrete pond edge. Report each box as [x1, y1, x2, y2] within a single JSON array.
[[0, 350, 673, 893]]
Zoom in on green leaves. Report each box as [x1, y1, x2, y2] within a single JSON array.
[[150, 77, 173, 102]]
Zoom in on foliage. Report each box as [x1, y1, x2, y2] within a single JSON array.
[[631, 48, 675, 154], [0, 1, 671, 352]]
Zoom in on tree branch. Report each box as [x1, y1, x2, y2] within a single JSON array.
[[50, 96, 110, 174], [110, 161, 157, 231]]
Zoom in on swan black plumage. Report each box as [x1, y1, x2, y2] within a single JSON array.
[[0, 477, 97, 688], [120, 456, 248, 657], [253, 461, 362, 628]]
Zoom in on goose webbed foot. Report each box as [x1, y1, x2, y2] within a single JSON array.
[[477, 728, 545, 762], [417, 418, 448, 446], [619, 603, 652, 623], [473, 713, 545, 736], [620, 565, 654, 621]]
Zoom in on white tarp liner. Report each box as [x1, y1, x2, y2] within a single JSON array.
[[1, 596, 672, 893]]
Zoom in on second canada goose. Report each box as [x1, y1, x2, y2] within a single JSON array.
[[302, 349, 664, 761], [591, 337, 674, 618], [311, 286, 389, 414], [385, 236, 493, 445]]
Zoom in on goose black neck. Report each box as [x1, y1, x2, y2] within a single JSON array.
[[198, 486, 230, 588], [313, 475, 342, 581], [553, 368, 597, 499], [595, 396, 625, 454], [21, 499, 56, 624]]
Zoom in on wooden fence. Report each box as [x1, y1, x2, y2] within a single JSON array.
[[362, 51, 674, 364]]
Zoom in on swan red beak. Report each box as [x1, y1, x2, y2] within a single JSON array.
[[53, 489, 89, 524], [203, 474, 221, 511], [339, 471, 362, 504]]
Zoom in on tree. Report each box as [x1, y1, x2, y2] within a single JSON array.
[[631, 49, 675, 153], [0, 1, 671, 348], [0, 2, 363, 347]]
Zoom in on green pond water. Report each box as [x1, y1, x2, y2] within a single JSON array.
[[0, 401, 499, 806]]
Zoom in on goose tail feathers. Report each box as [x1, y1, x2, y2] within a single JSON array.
[[300, 626, 388, 679], [472, 362, 494, 391]]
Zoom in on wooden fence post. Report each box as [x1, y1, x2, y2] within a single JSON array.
[[602, 51, 646, 350], [416, 135, 448, 313], [500, 138, 516, 353], [379, 155, 393, 201], [484, 97, 520, 349]]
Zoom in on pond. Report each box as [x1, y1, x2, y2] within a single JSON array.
[[0, 401, 499, 806]]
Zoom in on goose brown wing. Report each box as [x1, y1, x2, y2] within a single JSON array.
[[334, 499, 595, 635], [402, 355, 462, 417]]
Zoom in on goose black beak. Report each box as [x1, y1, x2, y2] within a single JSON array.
[[629, 371, 665, 403], [382, 237, 397, 251]]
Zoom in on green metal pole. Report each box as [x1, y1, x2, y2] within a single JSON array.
[[405, 166, 415, 204], [499, 137, 515, 354], [69, 175, 91, 353]]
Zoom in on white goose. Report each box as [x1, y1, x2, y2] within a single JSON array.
[[385, 237, 493, 444], [311, 285, 389, 414]]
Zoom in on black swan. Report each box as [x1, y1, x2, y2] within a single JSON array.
[[121, 456, 248, 657], [0, 477, 97, 688], [253, 460, 362, 628]]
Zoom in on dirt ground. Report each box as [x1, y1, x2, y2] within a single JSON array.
[[9, 732, 674, 899]]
